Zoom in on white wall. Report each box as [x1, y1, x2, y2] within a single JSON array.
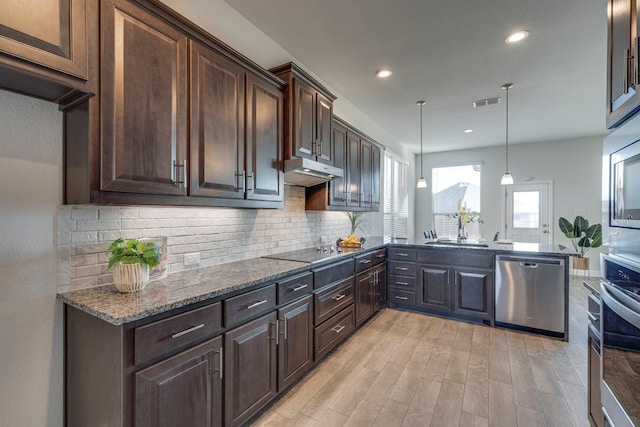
[[0, 90, 64, 426], [414, 136, 605, 261]]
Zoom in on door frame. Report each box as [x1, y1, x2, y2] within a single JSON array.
[[502, 180, 554, 243]]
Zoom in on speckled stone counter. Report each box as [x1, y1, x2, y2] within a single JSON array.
[[57, 257, 310, 325]]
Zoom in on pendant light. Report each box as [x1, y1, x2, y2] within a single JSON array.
[[500, 83, 514, 185], [416, 100, 428, 188]]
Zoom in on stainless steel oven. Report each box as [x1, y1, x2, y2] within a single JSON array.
[[601, 253, 640, 426]]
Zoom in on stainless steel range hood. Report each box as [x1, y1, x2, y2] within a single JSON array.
[[283, 158, 343, 187]]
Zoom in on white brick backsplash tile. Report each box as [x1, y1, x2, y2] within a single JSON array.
[[76, 220, 121, 232], [98, 207, 139, 219], [121, 219, 161, 229], [70, 254, 99, 267], [73, 264, 109, 278], [98, 230, 139, 242], [71, 206, 99, 220], [71, 231, 98, 243]]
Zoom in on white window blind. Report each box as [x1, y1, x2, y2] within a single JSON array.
[[383, 150, 409, 240]]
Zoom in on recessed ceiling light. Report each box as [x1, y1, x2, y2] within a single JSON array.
[[376, 69, 392, 78], [505, 30, 529, 43], [464, 129, 474, 133]]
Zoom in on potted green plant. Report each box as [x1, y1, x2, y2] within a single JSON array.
[[107, 238, 162, 293], [339, 212, 366, 247], [558, 216, 602, 274]]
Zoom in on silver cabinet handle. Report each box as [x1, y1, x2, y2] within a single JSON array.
[[360, 259, 372, 264], [397, 253, 408, 257], [247, 300, 268, 310], [171, 323, 204, 339], [394, 296, 408, 301], [291, 284, 308, 292], [246, 172, 254, 191], [215, 346, 224, 380], [173, 160, 186, 187], [270, 321, 279, 345], [395, 281, 409, 286], [376, 254, 385, 258], [395, 267, 408, 271], [331, 325, 345, 334], [332, 294, 346, 301]]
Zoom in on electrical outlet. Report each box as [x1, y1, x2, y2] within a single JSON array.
[[184, 252, 200, 267], [319, 235, 327, 244]]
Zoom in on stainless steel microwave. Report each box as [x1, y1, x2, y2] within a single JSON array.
[[610, 139, 640, 229]]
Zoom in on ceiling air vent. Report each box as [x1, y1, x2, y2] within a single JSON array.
[[473, 97, 501, 108]]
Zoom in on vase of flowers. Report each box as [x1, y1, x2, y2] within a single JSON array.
[[448, 200, 483, 242]]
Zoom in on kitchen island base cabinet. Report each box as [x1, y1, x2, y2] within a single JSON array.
[[418, 264, 451, 313], [452, 267, 494, 323], [135, 336, 223, 427], [225, 312, 278, 427], [314, 305, 356, 360]]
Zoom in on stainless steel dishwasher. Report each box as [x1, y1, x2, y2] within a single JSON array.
[[495, 255, 565, 335]]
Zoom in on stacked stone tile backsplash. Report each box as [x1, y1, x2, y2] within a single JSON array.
[[57, 186, 371, 291]]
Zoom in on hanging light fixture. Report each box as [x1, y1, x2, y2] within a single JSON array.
[[500, 83, 514, 185], [416, 100, 428, 188]]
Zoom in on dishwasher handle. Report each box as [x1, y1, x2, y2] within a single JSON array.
[[497, 255, 563, 266], [520, 262, 538, 268]]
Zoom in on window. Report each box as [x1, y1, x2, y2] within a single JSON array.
[[383, 150, 408, 240], [432, 164, 482, 239]]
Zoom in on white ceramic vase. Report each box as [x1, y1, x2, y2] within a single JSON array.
[[112, 263, 149, 293]]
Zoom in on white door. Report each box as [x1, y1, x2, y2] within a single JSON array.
[[504, 182, 552, 244]]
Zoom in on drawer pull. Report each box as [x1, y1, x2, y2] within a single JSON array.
[[171, 323, 205, 339], [332, 293, 346, 301], [360, 259, 372, 264], [395, 281, 409, 286], [395, 267, 409, 271], [331, 325, 346, 334], [397, 253, 408, 257], [377, 254, 385, 258], [291, 284, 308, 292], [215, 346, 224, 380], [394, 296, 409, 301], [247, 299, 268, 310]]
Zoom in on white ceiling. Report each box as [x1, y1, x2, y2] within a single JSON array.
[[223, 0, 608, 154]]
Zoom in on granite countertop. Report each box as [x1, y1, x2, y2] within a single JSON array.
[[57, 237, 572, 327]]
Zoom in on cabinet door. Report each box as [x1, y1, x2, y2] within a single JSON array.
[[278, 295, 313, 390], [329, 121, 348, 206], [135, 336, 223, 427], [355, 270, 374, 326], [189, 40, 245, 199], [346, 132, 361, 207], [293, 79, 316, 159], [316, 93, 334, 164], [418, 264, 451, 312], [374, 264, 387, 310], [607, 0, 640, 127], [225, 312, 277, 427], [360, 139, 373, 208], [371, 144, 381, 210], [0, 0, 87, 79], [588, 331, 604, 427], [452, 267, 493, 320], [246, 74, 284, 202], [101, 0, 188, 196]]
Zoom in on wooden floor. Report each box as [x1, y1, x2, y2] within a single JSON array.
[[252, 277, 591, 427]]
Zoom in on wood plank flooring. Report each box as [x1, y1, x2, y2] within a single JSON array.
[[252, 278, 591, 426]]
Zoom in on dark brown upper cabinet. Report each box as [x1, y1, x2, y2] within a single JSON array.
[[270, 62, 337, 165], [0, 0, 92, 106], [607, 0, 640, 128], [306, 116, 381, 212], [100, 0, 188, 197], [64, 0, 285, 208]]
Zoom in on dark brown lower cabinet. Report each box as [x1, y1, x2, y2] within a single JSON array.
[[374, 264, 387, 310], [452, 267, 493, 322], [278, 295, 314, 390], [418, 264, 451, 313], [588, 325, 604, 427], [135, 336, 223, 427], [355, 270, 375, 326], [225, 312, 277, 427]]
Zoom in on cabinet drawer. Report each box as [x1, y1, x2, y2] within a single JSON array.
[[314, 277, 354, 325], [314, 304, 355, 360], [388, 289, 416, 306], [355, 252, 374, 273], [372, 248, 387, 266], [134, 302, 222, 365], [277, 271, 313, 305], [388, 247, 416, 261], [388, 274, 416, 291], [225, 285, 276, 328], [417, 249, 493, 269], [388, 261, 416, 277], [314, 258, 354, 289]]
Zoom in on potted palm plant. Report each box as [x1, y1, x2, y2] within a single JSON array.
[[338, 211, 366, 248], [107, 238, 162, 293], [558, 216, 602, 274]]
